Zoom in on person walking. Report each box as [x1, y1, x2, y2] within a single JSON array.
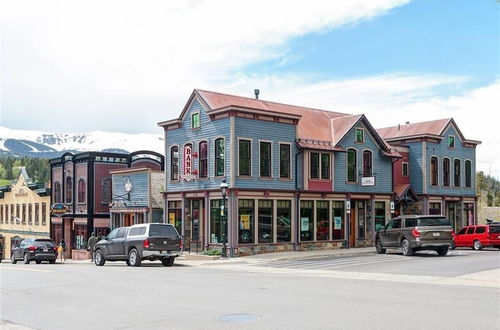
[[87, 232, 98, 262], [58, 239, 67, 262]]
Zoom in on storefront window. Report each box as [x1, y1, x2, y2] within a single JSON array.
[[168, 201, 182, 234], [316, 201, 329, 240], [300, 201, 314, 241], [277, 200, 291, 242], [210, 199, 226, 244], [358, 201, 366, 239], [75, 225, 87, 250], [258, 200, 273, 243], [332, 201, 345, 239], [464, 203, 474, 226], [429, 202, 442, 215], [215, 138, 225, 177], [239, 199, 254, 244], [375, 202, 386, 231]]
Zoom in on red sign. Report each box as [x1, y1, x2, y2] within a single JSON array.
[[181, 144, 196, 181]]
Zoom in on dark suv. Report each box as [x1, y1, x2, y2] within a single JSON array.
[[11, 238, 58, 264], [93, 223, 181, 267], [375, 215, 453, 256]]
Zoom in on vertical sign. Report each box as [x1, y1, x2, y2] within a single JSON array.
[[390, 201, 395, 213], [346, 200, 351, 214], [184, 144, 192, 176]]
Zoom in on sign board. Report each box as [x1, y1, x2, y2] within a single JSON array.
[[50, 203, 69, 215], [390, 201, 395, 213], [361, 176, 375, 186], [334, 217, 342, 229], [346, 200, 351, 214], [240, 215, 251, 230], [180, 144, 196, 182], [300, 217, 309, 231], [168, 213, 176, 223]]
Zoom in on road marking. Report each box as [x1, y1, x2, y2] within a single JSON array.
[[257, 255, 410, 270], [0, 266, 54, 273]]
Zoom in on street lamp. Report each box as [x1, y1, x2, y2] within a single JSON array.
[[219, 179, 229, 258]]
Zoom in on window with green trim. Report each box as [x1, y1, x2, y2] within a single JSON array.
[[355, 128, 364, 143], [448, 135, 455, 148], [191, 113, 200, 129]]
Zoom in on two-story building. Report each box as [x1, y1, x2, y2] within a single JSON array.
[[49, 150, 163, 259], [159, 89, 400, 256], [377, 118, 480, 230], [0, 168, 51, 259]]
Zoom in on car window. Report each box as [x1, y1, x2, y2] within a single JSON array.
[[34, 240, 55, 247], [385, 220, 395, 230], [149, 224, 179, 237], [466, 227, 474, 234], [489, 226, 500, 233], [393, 219, 401, 229], [417, 217, 451, 226], [475, 227, 486, 234], [405, 219, 417, 228], [107, 228, 119, 240], [116, 228, 128, 238], [129, 227, 147, 236], [457, 228, 467, 235]]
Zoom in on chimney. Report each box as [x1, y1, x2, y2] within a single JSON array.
[[398, 124, 401, 131], [254, 89, 260, 100], [405, 121, 410, 125]]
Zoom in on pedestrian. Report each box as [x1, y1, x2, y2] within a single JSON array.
[[59, 239, 67, 262], [87, 232, 98, 262]]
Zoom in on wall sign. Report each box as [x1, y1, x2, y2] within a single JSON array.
[[180, 144, 197, 181], [361, 176, 375, 186], [300, 217, 309, 231], [51, 203, 69, 215], [390, 201, 395, 213]]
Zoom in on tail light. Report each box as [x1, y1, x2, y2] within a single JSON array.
[[28, 246, 37, 251], [143, 239, 150, 249], [179, 239, 183, 250], [411, 228, 420, 238]]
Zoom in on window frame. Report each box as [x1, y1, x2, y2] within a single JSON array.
[[101, 177, 112, 204], [465, 159, 472, 188], [310, 152, 320, 179], [238, 138, 252, 177], [346, 148, 357, 183], [65, 176, 73, 204], [170, 145, 179, 181], [259, 140, 272, 178], [77, 178, 86, 204], [454, 158, 461, 187], [279, 142, 291, 179], [430, 156, 439, 186], [214, 137, 225, 177], [443, 157, 450, 187], [191, 112, 200, 129], [448, 135, 455, 149], [402, 162, 409, 177], [53, 181, 62, 203], [320, 153, 330, 180], [355, 128, 365, 143], [198, 140, 208, 179], [362, 149, 373, 177]]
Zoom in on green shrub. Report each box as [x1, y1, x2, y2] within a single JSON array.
[[201, 250, 221, 256]]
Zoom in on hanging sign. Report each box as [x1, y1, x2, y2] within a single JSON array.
[[300, 217, 309, 231], [51, 203, 69, 215], [180, 144, 197, 181]]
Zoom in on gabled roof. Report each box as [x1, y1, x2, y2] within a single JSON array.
[[394, 184, 419, 201]]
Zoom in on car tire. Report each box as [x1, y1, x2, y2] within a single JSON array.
[[23, 253, 30, 264], [473, 240, 483, 251], [401, 239, 414, 256], [128, 248, 141, 267], [375, 239, 386, 254], [436, 246, 448, 256], [11, 254, 17, 264], [94, 250, 106, 266], [36, 260, 42, 264], [161, 257, 174, 267], [126, 259, 131, 266]]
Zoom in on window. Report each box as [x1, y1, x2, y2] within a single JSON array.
[[321, 154, 330, 179], [239, 140, 251, 176], [28, 203, 32, 225], [362, 150, 372, 177], [457, 228, 467, 235], [102, 178, 112, 204], [168, 201, 182, 234], [443, 158, 450, 187], [191, 113, 200, 129], [316, 201, 329, 241], [355, 128, 364, 143], [78, 179, 86, 204], [393, 219, 402, 229], [238, 199, 254, 244], [310, 153, 319, 179], [11, 204, 14, 224], [429, 203, 442, 215], [466, 227, 474, 234], [0, 205, 3, 223], [54, 181, 62, 203], [41, 203, 46, 225], [22, 204, 26, 224], [129, 227, 147, 236], [448, 135, 455, 148], [465, 160, 472, 188], [65, 176, 73, 204], [357, 201, 365, 239], [279, 144, 291, 178], [210, 199, 226, 244], [258, 200, 273, 243], [332, 201, 345, 239], [277, 200, 291, 242], [347, 149, 357, 182], [454, 159, 461, 187], [300, 201, 314, 241], [402, 162, 409, 176], [35, 203, 39, 225], [199, 141, 208, 178], [170, 146, 179, 180], [260, 142, 271, 178], [475, 227, 486, 234], [116, 228, 128, 238], [430, 157, 438, 186], [215, 138, 225, 177], [374, 202, 386, 231]]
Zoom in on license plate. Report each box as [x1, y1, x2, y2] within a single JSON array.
[[43, 248, 48, 252], [432, 233, 440, 237]]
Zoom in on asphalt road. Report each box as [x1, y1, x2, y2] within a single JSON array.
[[1, 249, 499, 330]]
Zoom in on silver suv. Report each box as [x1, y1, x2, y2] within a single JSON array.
[[375, 215, 453, 256]]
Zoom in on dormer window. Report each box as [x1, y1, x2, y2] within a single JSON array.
[[448, 135, 455, 148], [192, 113, 200, 129], [355, 128, 364, 143]]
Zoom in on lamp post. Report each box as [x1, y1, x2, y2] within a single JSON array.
[[219, 179, 229, 258]]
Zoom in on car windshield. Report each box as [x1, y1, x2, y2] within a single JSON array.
[[149, 224, 179, 238], [34, 240, 55, 247], [417, 217, 451, 226], [489, 226, 500, 233]]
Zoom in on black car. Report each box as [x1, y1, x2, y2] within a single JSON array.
[[11, 238, 58, 264]]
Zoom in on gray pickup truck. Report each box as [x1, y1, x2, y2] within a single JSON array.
[[94, 223, 181, 267], [375, 215, 453, 256]]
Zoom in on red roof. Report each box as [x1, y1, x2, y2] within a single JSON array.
[[377, 119, 451, 140]]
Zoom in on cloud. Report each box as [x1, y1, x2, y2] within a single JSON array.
[[0, 0, 410, 132]]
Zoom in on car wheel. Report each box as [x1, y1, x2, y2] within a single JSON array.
[[376, 239, 386, 254], [125, 259, 131, 266], [23, 253, 30, 264], [35, 260, 42, 264], [128, 248, 141, 267], [94, 250, 106, 266], [436, 246, 449, 256], [401, 239, 414, 256], [473, 240, 483, 251], [11, 254, 17, 264], [161, 257, 174, 267]]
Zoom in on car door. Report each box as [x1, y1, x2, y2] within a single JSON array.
[[110, 228, 128, 257], [474, 226, 487, 245], [380, 220, 395, 247], [455, 227, 467, 247], [465, 226, 475, 246], [391, 218, 403, 246], [103, 228, 119, 258]]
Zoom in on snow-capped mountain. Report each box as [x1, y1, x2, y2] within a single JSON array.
[[0, 126, 164, 158]]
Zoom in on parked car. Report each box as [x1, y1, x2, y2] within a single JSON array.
[[11, 238, 57, 264], [93, 223, 181, 267], [454, 224, 500, 250], [375, 215, 454, 256]]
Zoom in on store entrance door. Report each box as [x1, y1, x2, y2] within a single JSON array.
[[349, 202, 356, 247], [185, 199, 204, 252], [124, 213, 134, 227]]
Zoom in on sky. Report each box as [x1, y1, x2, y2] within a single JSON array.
[[0, 0, 499, 177]]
